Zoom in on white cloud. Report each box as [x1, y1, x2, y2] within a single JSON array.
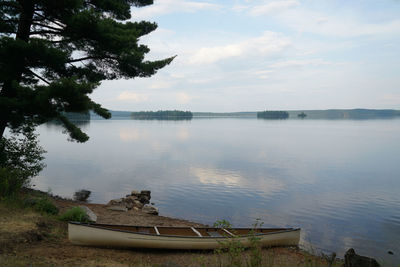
[[188, 31, 291, 64], [176, 92, 192, 104], [248, 0, 300, 16], [117, 91, 149, 102], [131, 0, 220, 20], [253, 70, 275, 79], [280, 9, 400, 37], [150, 80, 174, 89], [269, 58, 331, 69], [381, 93, 400, 105]]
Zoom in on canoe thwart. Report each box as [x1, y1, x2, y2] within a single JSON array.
[[222, 228, 236, 237], [191, 227, 202, 237], [154, 226, 160, 235]]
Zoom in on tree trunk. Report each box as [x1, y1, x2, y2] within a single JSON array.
[[0, 0, 34, 139]]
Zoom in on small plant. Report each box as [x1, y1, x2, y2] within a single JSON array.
[[247, 219, 264, 267], [213, 219, 232, 229], [59, 207, 89, 222], [33, 197, 59, 215], [213, 219, 245, 267]]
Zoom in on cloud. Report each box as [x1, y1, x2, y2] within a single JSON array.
[[176, 92, 192, 104], [269, 58, 331, 69], [188, 31, 291, 64], [381, 93, 400, 105], [279, 9, 400, 37], [247, 0, 300, 16], [150, 80, 174, 89], [131, 0, 220, 20], [117, 91, 148, 102]]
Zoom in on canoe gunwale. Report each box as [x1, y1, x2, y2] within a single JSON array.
[[68, 221, 300, 239]]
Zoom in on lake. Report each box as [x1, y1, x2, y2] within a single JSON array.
[[33, 118, 400, 264]]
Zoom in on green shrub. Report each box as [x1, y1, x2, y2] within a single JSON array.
[[0, 168, 24, 198], [59, 207, 89, 222], [0, 126, 46, 197], [33, 197, 59, 215]]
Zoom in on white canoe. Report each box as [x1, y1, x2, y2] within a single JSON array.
[[68, 222, 300, 250]]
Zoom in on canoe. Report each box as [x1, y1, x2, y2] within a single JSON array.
[[68, 222, 300, 250]]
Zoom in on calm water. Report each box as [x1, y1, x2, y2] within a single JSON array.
[[34, 118, 400, 264]]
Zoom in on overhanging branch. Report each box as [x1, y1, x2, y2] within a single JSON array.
[[67, 56, 118, 63], [29, 30, 62, 35], [27, 70, 50, 85], [33, 12, 66, 29], [32, 22, 64, 32]]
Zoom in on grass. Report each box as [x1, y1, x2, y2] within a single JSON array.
[[59, 206, 89, 222]]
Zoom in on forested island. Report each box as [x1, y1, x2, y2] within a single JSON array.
[[257, 111, 289, 119], [131, 110, 193, 120]]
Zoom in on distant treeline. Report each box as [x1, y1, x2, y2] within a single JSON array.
[[286, 109, 400, 119], [131, 110, 193, 120], [89, 109, 400, 120], [63, 112, 90, 121], [257, 111, 289, 119]]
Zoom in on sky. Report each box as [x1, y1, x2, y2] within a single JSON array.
[[92, 0, 400, 112]]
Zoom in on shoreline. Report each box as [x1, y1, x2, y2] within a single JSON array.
[[1, 188, 344, 266]]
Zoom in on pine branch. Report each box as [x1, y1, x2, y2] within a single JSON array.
[[27, 70, 50, 85], [33, 12, 65, 28], [32, 22, 64, 32], [29, 30, 62, 35], [67, 56, 118, 63]]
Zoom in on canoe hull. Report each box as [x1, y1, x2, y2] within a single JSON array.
[[68, 223, 300, 250]]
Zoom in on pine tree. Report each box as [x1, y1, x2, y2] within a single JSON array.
[[0, 0, 174, 142]]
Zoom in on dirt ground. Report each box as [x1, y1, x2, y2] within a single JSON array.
[[54, 199, 206, 228], [0, 195, 340, 266]]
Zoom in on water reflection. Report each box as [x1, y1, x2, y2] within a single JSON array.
[[34, 118, 400, 264], [119, 129, 147, 142]]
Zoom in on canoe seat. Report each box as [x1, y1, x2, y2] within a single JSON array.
[[207, 231, 223, 237]]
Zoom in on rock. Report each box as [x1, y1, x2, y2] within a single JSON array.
[[133, 207, 140, 211], [125, 195, 138, 202], [142, 205, 158, 215], [139, 195, 150, 204], [141, 190, 151, 196], [106, 205, 127, 212], [344, 248, 380, 267], [79, 206, 97, 222], [107, 198, 123, 206], [125, 202, 134, 210], [131, 190, 140, 196], [133, 200, 143, 209]]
